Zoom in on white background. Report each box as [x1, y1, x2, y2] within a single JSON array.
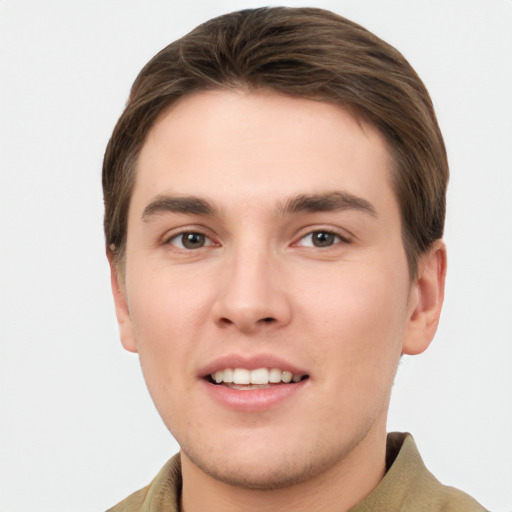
[[0, 1, 511, 511]]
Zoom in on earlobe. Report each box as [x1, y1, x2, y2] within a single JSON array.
[[402, 240, 447, 356], [107, 251, 138, 353]]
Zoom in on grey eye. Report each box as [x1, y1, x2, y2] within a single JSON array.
[[182, 233, 206, 249], [295, 227, 351, 248], [169, 232, 210, 249], [311, 231, 336, 247]]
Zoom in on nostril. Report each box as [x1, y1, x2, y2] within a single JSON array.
[[215, 313, 279, 329]]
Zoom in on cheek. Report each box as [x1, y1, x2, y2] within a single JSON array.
[[125, 269, 213, 385], [128, 262, 213, 333], [296, 264, 409, 374], [126, 279, 199, 423]]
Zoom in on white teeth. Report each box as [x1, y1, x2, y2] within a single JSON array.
[[222, 368, 233, 383], [281, 371, 293, 383], [232, 368, 250, 385], [269, 368, 282, 383], [210, 367, 304, 385], [250, 368, 269, 385]]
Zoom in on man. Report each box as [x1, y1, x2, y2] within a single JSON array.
[[103, 7, 486, 511]]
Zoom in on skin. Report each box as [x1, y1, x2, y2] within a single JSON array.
[[110, 90, 446, 512]]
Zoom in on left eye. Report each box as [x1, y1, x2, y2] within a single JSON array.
[[167, 232, 213, 250], [297, 231, 344, 248]]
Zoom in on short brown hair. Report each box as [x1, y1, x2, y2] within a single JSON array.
[[103, 6, 448, 276]]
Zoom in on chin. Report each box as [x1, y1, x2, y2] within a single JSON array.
[[180, 433, 354, 491], [190, 450, 323, 490]]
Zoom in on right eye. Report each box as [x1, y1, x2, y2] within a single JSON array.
[[166, 232, 213, 250]]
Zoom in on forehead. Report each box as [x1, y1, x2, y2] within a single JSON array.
[[133, 90, 396, 216]]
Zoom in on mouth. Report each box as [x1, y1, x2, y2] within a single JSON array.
[[206, 367, 309, 390]]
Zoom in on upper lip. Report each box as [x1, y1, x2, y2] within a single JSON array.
[[198, 353, 308, 378]]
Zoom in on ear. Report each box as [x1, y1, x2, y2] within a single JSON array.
[[402, 240, 447, 355], [107, 250, 138, 353]]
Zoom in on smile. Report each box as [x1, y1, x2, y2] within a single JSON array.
[[202, 360, 310, 411], [209, 368, 308, 388]]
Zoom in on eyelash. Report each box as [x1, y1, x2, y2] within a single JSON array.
[[294, 229, 351, 248], [164, 227, 351, 251], [165, 231, 216, 250]]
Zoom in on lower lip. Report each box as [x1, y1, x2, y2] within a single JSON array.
[[202, 379, 308, 412]]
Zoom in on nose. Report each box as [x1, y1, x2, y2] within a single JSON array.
[[211, 245, 292, 334]]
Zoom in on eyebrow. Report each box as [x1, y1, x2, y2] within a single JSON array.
[[141, 191, 377, 221], [276, 192, 377, 217], [142, 195, 216, 220]]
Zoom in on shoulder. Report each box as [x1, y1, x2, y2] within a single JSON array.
[[391, 433, 488, 511], [106, 487, 149, 512], [105, 454, 182, 512], [352, 433, 488, 511], [429, 484, 488, 512]]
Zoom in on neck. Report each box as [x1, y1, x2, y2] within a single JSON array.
[[180, 426, 387, 512]]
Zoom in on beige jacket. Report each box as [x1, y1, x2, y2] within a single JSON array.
[[106, 432, 487, 511]]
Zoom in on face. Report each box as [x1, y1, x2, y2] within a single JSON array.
[[111, 90, 443, 490]]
